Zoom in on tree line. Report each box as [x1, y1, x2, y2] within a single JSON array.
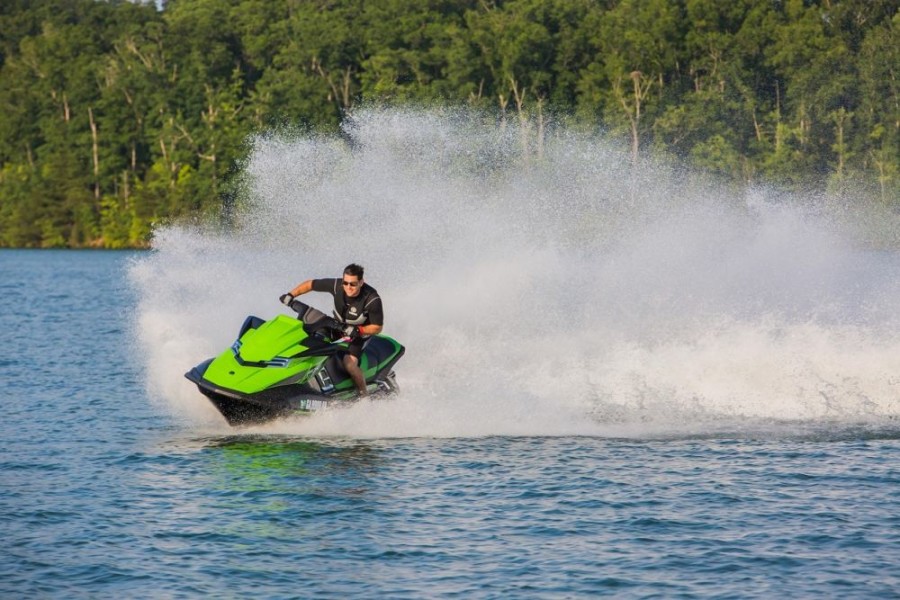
[[0, 0, 897, 248]]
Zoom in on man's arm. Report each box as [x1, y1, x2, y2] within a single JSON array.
[[289, 280, 314, 296], [360, 295, 384, 336]]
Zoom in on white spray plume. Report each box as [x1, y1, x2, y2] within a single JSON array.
[[130, 107, 900, 437]]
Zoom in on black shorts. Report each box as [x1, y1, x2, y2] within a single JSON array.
[[346, 337, 368, 359]]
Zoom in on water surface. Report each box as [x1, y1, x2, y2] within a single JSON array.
[[3, 250, 900, 598]]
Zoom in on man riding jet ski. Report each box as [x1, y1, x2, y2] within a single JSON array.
[[280, 263, 382, 397], [184, 266, 403, 426]]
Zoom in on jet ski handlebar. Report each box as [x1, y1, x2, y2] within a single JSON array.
[[288, 299, 346, 337], [287, 298, 311, 316]]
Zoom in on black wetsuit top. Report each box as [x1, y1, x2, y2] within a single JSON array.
[[311, 278, 384, 327]]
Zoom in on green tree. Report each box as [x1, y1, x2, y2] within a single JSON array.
[[1, 0, 898, 248], [357, 0, 470, 102], [855, 12, 899, 203], [251, 0, 365, 129], [764, 0, 850, 181], [578, 0, 683, 161]]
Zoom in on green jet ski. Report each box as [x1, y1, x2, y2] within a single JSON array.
[[185, 299, 404, 426]]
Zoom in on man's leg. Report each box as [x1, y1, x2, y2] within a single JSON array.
[[343, 354, 368, 396]]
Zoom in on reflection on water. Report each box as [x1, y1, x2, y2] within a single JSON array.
[[130, 435, 390, 556], [190, 436, 380, 503], [202, 435, 382, 493]]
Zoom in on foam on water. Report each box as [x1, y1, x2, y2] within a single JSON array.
[[130, 107, 900, 436]]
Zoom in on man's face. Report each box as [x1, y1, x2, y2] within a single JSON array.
[[342, 274, 362, 298]]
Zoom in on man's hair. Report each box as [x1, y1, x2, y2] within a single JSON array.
[[343, 263, 364, 279]]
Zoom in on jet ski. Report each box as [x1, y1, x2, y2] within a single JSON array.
[[185, 299, 405, 426]]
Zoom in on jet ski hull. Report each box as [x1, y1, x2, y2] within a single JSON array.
[[185, 316, 404, 427], [186, 362, 399, 426]]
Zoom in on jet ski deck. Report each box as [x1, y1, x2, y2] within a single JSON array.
[[185, 302, 404, 426]]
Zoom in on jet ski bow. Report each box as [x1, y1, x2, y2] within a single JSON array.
[[185, 300, 404, 426]]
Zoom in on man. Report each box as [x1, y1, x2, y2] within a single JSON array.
[[279, 264, 383, 397]]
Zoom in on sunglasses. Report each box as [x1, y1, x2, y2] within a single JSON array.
[[342, 280, 361, 288]]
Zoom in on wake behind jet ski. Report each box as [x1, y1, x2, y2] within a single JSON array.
[[185, 299, 404, 426]]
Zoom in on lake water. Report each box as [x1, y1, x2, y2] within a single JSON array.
[[3, 249, 900, 598], [5, 110, 900, 597]]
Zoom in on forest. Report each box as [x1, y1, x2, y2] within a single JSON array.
[[0, 0, 897, 248]]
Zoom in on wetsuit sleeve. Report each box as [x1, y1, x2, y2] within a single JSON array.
[[365, 294, 384, 326], [311, 278, 338, 296]]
